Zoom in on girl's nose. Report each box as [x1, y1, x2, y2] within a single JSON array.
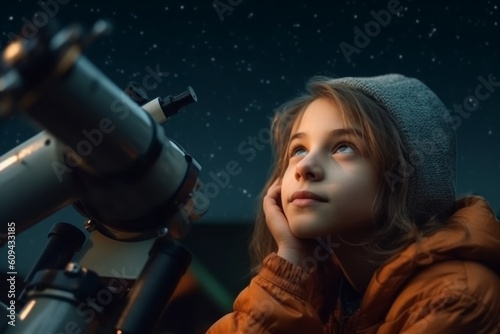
[[294, 153, 324, 181]]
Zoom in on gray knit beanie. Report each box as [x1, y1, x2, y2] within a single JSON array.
[[331, 74, 457, 224]]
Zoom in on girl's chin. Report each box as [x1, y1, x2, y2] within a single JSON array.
[[290, 222, 333, 239]]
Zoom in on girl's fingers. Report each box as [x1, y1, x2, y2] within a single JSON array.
[[263, 179, 292, 244], [263, 180, 283, 213]]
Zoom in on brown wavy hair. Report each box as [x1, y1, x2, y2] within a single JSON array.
[[249, 76, 447, 273]]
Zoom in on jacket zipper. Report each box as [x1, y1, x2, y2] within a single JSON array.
[[338, 309, 360, 334], [338, 314, 348, 333]]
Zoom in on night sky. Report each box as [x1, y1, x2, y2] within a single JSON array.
[[1, 0, 499, 227]]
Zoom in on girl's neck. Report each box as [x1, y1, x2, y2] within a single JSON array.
[[332, 233, 383, 295]]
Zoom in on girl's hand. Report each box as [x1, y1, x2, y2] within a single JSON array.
[[263, 179, 316, 267]]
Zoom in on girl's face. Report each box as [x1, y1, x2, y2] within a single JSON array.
[[280, 98, 378, 239]]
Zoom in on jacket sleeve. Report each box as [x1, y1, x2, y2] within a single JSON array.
[[206, 253, 326, 334]]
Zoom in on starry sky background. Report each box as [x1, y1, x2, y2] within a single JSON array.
[[1, 0, 499, 228]]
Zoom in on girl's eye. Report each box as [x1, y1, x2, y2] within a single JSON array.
[[336, 143, 356, 154], [289, 144, 307, 157]]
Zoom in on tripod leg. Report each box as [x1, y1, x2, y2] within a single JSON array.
[[115, 237, 191, 334]]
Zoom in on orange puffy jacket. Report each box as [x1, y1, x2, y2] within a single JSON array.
[[207, 195, 500, 333]]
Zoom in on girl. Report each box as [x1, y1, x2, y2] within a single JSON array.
[[207, 74, 500, 333]]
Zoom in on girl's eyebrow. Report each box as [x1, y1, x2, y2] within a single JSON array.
[[289, 128, 363, 142]]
